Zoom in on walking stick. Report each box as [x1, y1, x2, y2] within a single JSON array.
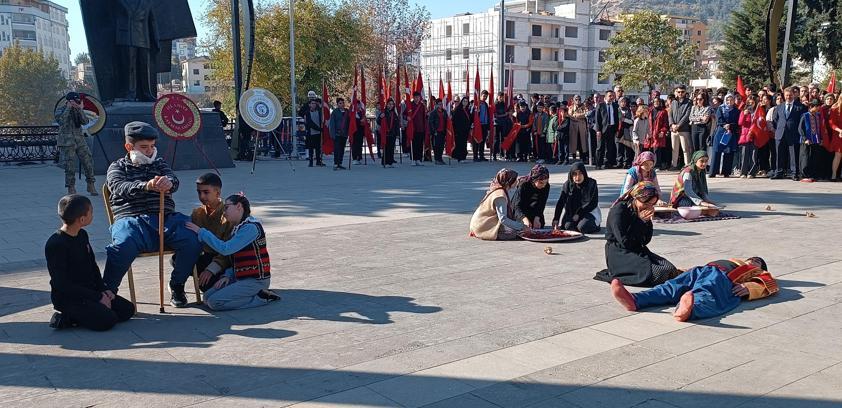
[[398, 127, 403, 164], [158, 190, 165, 313]]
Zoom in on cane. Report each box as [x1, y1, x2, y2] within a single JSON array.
[[158, 190, 165, 313]]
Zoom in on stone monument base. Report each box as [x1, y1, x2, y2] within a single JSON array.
[[87, 102, 235, 175]]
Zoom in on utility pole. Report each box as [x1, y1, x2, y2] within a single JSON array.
[[289, 0, 298, 158], [231, 0, 243, 159]]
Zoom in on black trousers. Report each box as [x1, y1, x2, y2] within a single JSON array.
[[382, 135, 397, 165], [493, 121, 510, 158], [596, 127, 618, 167], [691, 124, 708, 152], [516, 130, 531, 160], [453, 131, 469, 161], [351, 130, 364, 161], [432, 131, 446, 161], [774, 139, 800, 177], [306, 134, 323, 164], [750, 143, 771, 175], [333, 136, 347, 166], [563, 213, 599, 234], [472, 124, 489, 159], [800, 143, 818, 179], [739, 144, 756, 176], [411, 132, 425, 161], [56, 295, 135, 332]]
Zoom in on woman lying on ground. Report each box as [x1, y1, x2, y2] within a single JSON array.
[[469, 168, 531, 241], [511, 164, 550, 229], [551, 162, 600, 234], [594, 181, 680, 287]]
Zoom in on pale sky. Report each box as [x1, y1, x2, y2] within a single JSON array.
[[64, 0, 499, 59]]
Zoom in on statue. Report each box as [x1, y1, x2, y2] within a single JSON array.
[[80, 0, 197, 103]]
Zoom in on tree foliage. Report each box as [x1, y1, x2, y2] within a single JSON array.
[[200, 0, 428, 113], [601, 11, 698, 91], [0, 43, 67, 125]]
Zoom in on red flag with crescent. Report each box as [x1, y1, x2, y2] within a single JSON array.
[[348, 66, 358, 144], [471, 63, 483, 143], [321, 80, 334, 155]]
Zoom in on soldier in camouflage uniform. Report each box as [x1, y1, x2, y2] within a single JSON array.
[[56, 92, 97, 195]]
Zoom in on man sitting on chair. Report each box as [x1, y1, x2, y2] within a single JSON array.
[[103, 122, 202, 307]]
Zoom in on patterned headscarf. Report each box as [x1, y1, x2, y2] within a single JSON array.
[[614, 181, 659, 206], [518, 164, 550, 184], [632, 151, 657, 180], [488, 168, 519, 193]]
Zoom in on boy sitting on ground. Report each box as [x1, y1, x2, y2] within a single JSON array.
[[102, 121, 202, 308], [190, 172, 233, 292], [47, 195, 135, 331]]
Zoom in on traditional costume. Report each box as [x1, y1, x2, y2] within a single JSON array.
[[595, 182, 678, 287], [619, 151, 661, 198], [552, 162, 600, 233], [669, 150, 712, 208], [469, 169, 524, 241]]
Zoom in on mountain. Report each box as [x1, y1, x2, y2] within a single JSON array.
[[611, 0, 742, 42]]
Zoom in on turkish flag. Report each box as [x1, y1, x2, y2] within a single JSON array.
[[736, 76, 746, 99], [471, 64, 483, 143], [827, 71, 837, 94], [321, 80, 333, 155], [404, 66, 414, 145], [348, 66, 358, 144]]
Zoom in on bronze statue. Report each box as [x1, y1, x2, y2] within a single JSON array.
[[80, 0, 197, 103]]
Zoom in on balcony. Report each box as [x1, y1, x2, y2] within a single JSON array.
[[528, 35, 563, 46], [526, 83, 562, 93], [528, 60, 563, 70]]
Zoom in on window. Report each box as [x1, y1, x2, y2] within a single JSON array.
[[696, 41, 701, 46], [505, 20, 515, 39], [684, 30, 689, 36], [192, 68, 200, 75], [553, 50, 559, 61], [598, 50, 606, 62], [530, 71, 541, 84], [462, 23, 470, 35], [564, 26, 578, 38], [563, 49, 577, 61], [563, 72, 576, 84], [532, 25, 542, 36], [445, 49, 452, 60], [599, 29, 610, 41], [505, 45, 515, 62], [193, 80, 200, 86], [551, 73, 559, 84], [553, 27, 560, 38], [203, 63, 209, 69], [531, 48, 541, 60], [12, 29, 36, 40], [445, 25, 452, 37], [463, 47, 469, 59], [597, 75, 610, 85], [205, 86, 211, 92], [204, 75, 210, 80], [697, 30, 702, 36]]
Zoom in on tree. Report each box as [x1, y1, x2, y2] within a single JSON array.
[[73, 52, 91, 66], [0, 43, 67, 125], [601, 11, 698, 91]]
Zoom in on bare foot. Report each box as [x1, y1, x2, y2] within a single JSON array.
[[611, 279, 637, 311], [673, 291, 694, 322]]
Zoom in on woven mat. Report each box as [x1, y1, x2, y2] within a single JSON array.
[[654, 212, 741, 224]]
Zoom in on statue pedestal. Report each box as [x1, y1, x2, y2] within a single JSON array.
[[87, 102, 235, 175]]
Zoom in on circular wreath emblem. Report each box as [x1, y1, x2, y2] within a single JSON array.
[[53, 93, 107, 135], [239, 88, 283, 132], [153, 93, 202, 139]]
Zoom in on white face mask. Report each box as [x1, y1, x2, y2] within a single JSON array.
[[129, 147, 157, 165]]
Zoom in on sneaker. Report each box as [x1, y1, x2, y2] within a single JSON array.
[[257, 289, 281, 302], [801, 178, 814, 183], [386, 164, 394, 168], [49, 312, 71, 330], [536, 159, 545, 164], [169, 283, 189, 308], [747, 175, 755, 179], [352, 160, 361, 165], [308, 161, 314, 167]]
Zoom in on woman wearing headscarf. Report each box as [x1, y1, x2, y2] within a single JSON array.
[[709, 94, 740, 177], [594, 181, 679, 287], [512, 165, 551, 229], [670, 150, 719, 208], [469, 169, 530, 241], [551, 162, 600, 234], [619, 151, 662, 203], [452, 96, 472, 162]]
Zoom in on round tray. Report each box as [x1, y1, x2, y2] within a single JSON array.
[[519, 229, 584, 242]]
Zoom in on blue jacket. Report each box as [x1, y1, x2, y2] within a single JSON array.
[[712, 105, 739, 153], [772, 100, 807, 144]]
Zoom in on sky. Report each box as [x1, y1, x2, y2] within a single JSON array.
[[64, 0, 499, 59]]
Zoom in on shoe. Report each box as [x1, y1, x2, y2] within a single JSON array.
[[386, 164, 394, 168], [801, 178, 814, 183], [317, 162, 326, 167], [257, 289, 281, 302], [49, 312, 71, 330], [86, 182, 98, 196], [170, 284, 189, 308], [747, 175, 755, 179], [67, 185, 76, 195], [739, 175, 747, 179], [308, 161, 314, 167], [435, 160, 445, 165], [792, 176, 800, 181], [595, 166, 603, 170], [352, 160, 361, 165]]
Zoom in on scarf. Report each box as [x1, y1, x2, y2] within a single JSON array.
[[483, 168, 519, 218], [518, 164, 549, 184], [630, 151, 657, 183], [614, 181, 658, 206], [562, 162, 597, 215], [129, 147, 158, 166], [670, 150, 708, 206]]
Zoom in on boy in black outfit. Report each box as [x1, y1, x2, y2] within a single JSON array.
[[46, 195, 135, 331]]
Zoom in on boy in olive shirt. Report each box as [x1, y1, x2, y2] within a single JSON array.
[[191, 173, 234, 291]]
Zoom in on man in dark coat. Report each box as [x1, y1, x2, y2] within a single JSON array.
[[770, 87, 808, 180], [594, 90, 620, 169]]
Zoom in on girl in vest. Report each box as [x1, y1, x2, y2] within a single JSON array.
[[186, 193, 278, 310], [469, 169, 528, 241], [619, 151, 663, 206]]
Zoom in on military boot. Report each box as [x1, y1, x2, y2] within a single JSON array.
[[87, 182, 98, 196]]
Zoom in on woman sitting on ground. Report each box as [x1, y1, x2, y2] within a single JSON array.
[[669, 150, 720, 208], [551, 161, 600, 234], [511, 164, 550, 229], [469, 169, 530, 240], [186, 193, 280, 310], [619, 151, 664, 206], [594, 181, 679, 287]]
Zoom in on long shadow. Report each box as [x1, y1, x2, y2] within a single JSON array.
[[0, 289, 442, 351], [0, 287, 50, 317], [0, 353, 838, 407]]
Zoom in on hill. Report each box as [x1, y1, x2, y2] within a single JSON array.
[[614, 0, 741, 41]]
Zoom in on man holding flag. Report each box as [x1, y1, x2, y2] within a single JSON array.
[[472, 90, 491, 162], [406, 91, 428, 166]]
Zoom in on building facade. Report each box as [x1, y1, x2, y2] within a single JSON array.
[[172, 37, 197, 62], [421, 0, 620, 102], [667, 15, 708, 67], [181, 56, 213, 95], [0, 0, 71, 77]]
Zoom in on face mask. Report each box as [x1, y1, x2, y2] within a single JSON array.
[[129, 147, 157, 165]]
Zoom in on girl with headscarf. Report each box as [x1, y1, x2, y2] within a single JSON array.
[[551, 162, 600, 234], [619, 151, 662, 204], [670, 150, 719, 208], [452, 96, 472, 162], [709, 94, 740, 177], [512, 165, 551, 229], [469, 169, 529, 240], [595, 181, 679, 287]]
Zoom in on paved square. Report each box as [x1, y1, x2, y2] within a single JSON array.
[[0, 159, 840, 407]]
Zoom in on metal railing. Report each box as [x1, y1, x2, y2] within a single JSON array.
[[0, 125, 59, 163]]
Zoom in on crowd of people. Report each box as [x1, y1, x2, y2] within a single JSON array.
[[293, 81, 842, 183]]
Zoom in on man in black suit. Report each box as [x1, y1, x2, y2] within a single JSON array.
[[770, 87, 807, 180], [594, 90, 620, 169]]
